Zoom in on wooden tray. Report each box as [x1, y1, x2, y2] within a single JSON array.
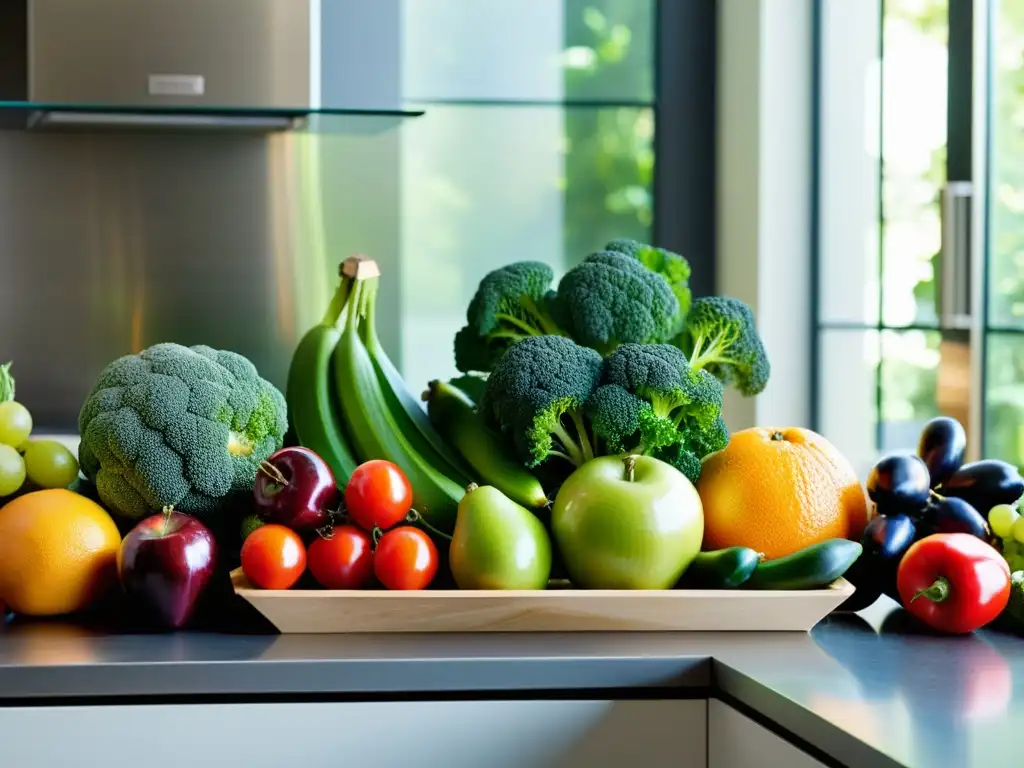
[[230, 569, 854, 633]]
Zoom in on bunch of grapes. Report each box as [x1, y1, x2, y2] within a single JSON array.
[[0, 377, 80, 499], [989, 504, 1024, 574]]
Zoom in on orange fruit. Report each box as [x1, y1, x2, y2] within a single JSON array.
[[0, 489, 121, 616], [696, 426, 870, 560]]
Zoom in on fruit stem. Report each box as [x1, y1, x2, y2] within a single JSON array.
[[911, 576, 951, 605], [929, 488, 947, 501], [406, 508, 453, 541], [258, 460, 289, 487], [623, 455, 637, 482], [465, 482, 479, 494], [770, 431, 785, 442], [161, 505, 174, 535]]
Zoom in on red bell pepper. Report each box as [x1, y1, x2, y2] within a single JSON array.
[[896, 533, 1010, 634]]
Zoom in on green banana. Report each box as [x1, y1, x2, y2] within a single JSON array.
[[359, 288, 474, 484], [423, 379, 547, 510], [333, 260, 463, 534], [285, 280, 359, 484]]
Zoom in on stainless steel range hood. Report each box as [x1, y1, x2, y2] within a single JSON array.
[[0, 0, 417, 132]]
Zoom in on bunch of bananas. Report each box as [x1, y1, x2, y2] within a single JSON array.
[[285, 257, 472, 534]]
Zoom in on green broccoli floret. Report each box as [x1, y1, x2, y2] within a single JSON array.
[[682, 296, 770, 396], [556, 251, 679, 356], [78, 343, 288, 520], [454, 262, 567, 373], [585, 384, 645, 454], [650, 442, 704, 485], [605, 239, 692, 327], [603, 343, 724, 446], [594, 343, 727, 482], [479, 335, 603, 468]]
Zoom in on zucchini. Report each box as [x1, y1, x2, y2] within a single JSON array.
[[677, 547, 762, 589], [745, 539, 863, 590]]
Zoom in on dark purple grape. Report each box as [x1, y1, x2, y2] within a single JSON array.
[[917, 417, 967, 488], [921, 496, 990, 540], [942, 459, 1024, 513], [867, 454, 931, 512]]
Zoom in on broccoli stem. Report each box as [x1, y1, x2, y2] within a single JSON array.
[[550, 421, 586, 466], [519, 295, 566, 337], [568, 410, 595, 463], [689, 330, 740, 372], [494, 312, 543, 337]]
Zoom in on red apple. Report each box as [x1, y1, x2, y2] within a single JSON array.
[[118, 507, 218, 630], [253, 447, 339, 530]]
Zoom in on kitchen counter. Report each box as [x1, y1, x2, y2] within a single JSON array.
[[1, 598, 1021, 767]]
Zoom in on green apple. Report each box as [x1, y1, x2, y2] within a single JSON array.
[[449, 483, 552, 590], [552, 454, 703, 589]]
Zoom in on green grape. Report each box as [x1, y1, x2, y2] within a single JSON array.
[[0, 443, 26, 496], [22, 440, 80, 489], [1013, 517, 1024, 546], [0, 401, 32, 448], [989, 504, 1019, 539]]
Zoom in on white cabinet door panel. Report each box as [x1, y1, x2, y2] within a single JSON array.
[[1, 698, 707, 768]]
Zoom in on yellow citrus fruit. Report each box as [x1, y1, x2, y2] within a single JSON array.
[[0, 489, 121, 616], [696, 426, 870, 560]]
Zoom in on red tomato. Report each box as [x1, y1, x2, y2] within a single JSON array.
[[240, 524, 307, 590], [374, 526, 438, 590], [307, 525, 374, 590], [345, 460, 413, 531]]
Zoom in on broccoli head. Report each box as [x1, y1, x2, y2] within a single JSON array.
[[584, 383, 645, 454], [603, 343, 724, 440], [454, 261, 566, 373], [78, 343, 288, 520], [595, 343, 727, 482], [605, 239, 692, 327], [682, 296, 770, 396], [556, 251, 679, 356], [479, 335, 603, 468]]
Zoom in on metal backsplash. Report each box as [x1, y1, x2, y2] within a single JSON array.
[[0, 130, 401, 430]]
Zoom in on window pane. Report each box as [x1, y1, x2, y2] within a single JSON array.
[[818, 0, 882, 324], [880, 329, 941, 452], [401, 0, 654, 103], [398, 105, 653, 390], [987, 0, 1024, 327], [985, 333, 1024, 468], [880, 0, 947, 327], [818, 329, 880, 478]]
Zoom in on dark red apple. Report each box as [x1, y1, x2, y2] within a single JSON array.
[[253, 447, 339, 530], [117, 507, 218, 630]]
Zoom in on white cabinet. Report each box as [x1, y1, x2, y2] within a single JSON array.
[[708, 699, 826, 768], [1, 699, 706, 768]]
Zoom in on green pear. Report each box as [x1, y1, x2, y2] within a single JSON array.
[[449, 483, 552, 590]]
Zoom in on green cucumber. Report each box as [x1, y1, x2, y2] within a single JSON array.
[[745, 539, 863, 590], [678, 547, 763, 589], [423, 380, 548, 510]]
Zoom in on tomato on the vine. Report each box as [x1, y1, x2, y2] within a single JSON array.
[[240, 524, 307, 590], [345, 460, 413, 531], [374, 526, 438, 590], [307, 525, 374, 589]]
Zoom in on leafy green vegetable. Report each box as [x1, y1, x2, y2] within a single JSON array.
[[680, 296, 770, 396], [453, 261, 566, 373], [0, 362, 13, 403], [479, 335, 603, 468], [556, 251, 679, 355], [78, 343, 288, 520]]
